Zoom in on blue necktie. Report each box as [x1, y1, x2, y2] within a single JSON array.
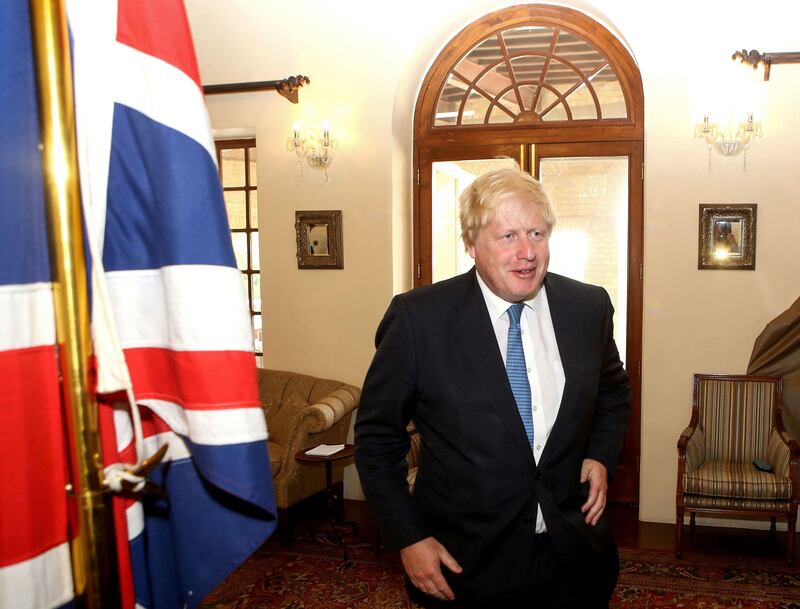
[[506, 303, 533, 446]]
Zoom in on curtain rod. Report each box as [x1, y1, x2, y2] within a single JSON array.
[[202, 74, 310, 103]]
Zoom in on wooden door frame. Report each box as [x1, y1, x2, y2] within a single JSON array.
[[411, 3, 645, 505], [534, 141, 643, 504]]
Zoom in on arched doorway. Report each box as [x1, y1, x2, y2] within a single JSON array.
[[413, 4, 644, 504]]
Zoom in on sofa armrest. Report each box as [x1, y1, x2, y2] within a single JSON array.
[[406, 422, 421, 470], [678, 425, 705, 472], [405, 422, 422, 493], [768, 428, 800, 479], [299, 387, 359, 434], [274, 385, 360, 486]]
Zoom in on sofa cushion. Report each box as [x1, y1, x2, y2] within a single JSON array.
[[683, 460, 792, 500], [267, 440, 283, 477], [683, 494, 792, 512]]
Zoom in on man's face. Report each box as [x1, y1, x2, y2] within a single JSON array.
[[467, 196, 550, 303]]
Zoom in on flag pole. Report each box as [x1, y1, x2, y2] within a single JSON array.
[[28, 0, 120, 607]]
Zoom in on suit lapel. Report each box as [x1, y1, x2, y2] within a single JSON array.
[[448, 269, 536, 464], [541, 274, 581, 464]]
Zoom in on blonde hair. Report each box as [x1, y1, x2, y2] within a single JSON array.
[[459, 167, 556, 247]]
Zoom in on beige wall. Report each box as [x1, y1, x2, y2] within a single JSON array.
[[187, 0, 800, 514], [628, 4, 800, 526]]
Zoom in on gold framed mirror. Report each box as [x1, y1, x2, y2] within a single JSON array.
[[295, 210, 343, 269]]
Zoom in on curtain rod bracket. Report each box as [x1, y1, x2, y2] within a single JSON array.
[[733, 49, 800, 81]]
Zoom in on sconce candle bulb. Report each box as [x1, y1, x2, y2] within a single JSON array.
[[287, 121, 337, 182], [694, 112, 762, 171], [292, 121, 301, 147], [322, 120, 330, 147]]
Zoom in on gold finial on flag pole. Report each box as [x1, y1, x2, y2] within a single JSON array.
[[27, 0, 120, 606]]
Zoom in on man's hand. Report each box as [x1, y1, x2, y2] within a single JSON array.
[[400, 536, 463, 601], [580, 458, 608, 526]]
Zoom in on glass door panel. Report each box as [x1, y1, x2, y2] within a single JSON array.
[[539, 156, 629, 364], [431, 157, 517, 283], [534, 141, 642, 506]]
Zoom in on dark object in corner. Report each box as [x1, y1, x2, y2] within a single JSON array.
[[752, 458, 773, 472]]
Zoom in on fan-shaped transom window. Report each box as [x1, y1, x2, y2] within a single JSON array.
[[434, 25, 628, 127]]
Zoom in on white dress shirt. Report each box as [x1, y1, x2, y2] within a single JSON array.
[[475, 272, 565, 533]]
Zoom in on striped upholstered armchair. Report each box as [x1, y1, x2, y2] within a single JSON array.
[[676, 374, 799, 563]]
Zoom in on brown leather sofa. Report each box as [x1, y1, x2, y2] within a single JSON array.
[[257, 368, 360, 526]]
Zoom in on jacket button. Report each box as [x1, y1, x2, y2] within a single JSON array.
[[533, 468, 541, 480]]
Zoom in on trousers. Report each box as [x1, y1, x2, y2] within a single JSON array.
[[405, 533, 618, 609]]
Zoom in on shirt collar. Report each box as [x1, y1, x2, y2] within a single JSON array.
[[474, 269, 546, 322]]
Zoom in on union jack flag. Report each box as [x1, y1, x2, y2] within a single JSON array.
[[0, 2, 277, 608]]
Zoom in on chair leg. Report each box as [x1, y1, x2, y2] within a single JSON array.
[[787, 514, 796, 566], [770, 517, 777, 538], [690, 512, 696, 531], [676, 507, 684, 559]]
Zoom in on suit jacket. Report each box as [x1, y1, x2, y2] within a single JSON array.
[[354, 269, 631, 601]]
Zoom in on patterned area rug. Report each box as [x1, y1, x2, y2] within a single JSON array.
[[199, 532, 800, 608], [615, 548, 800, 608], [199, 532, 407, 609]]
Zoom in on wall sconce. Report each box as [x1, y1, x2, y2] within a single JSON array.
[[287, 121, 336, 182], [694, 113, 762, 171]]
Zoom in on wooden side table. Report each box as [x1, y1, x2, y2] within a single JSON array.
[[295, 444, 359, 558]]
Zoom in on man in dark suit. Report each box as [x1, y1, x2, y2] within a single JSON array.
[[355, 168, 631, 608]]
